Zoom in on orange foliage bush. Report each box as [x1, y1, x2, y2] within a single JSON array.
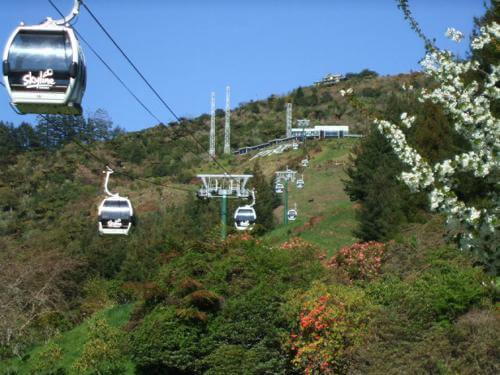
[[327, 241, 385, 280]]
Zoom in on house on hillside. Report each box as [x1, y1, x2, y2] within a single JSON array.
[[314, 73, 345, 86], [291, 125, 349, 139]]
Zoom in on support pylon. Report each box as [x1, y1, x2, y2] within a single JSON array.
[[286, 103, 292, 138], [224, 86, 231, 155], [210, 92, 216, 157]]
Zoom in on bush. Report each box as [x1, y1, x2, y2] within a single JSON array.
[[71, 318, 126, 375], [130, 306, 205, 374], [368, 257, 489, 325], [283, 282, 374, 374], [327, 242, 386, 281], [29, 342, 64, 375]]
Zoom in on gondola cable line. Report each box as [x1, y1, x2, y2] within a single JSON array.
[[45, 0, 208, 165], [48, 0, 231, 175], [34, 112, 197, 194], [58, 0, 235, 176]]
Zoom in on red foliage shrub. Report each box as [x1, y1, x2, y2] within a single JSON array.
[[285, 283, 372, 374], [327, 241, 385, 280]]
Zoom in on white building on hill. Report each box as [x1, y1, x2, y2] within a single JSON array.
[[291, 125, 349, 139]]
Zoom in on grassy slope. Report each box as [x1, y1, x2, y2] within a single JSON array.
[[261, 139, 358, 254], [1, 304, 135, 374]]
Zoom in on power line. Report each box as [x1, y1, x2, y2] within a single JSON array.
[[77, 0, 233, 175]]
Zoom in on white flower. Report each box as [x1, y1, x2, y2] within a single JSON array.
[[376, 19, 499, 262], [445, 27, 464, 43]]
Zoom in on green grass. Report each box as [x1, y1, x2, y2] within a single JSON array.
[[264, 139, 358, 255], [1, 304, 135, 375]]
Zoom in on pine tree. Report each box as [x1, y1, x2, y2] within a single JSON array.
[[344, 130, 424, 241]]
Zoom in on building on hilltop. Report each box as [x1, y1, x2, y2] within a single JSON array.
[[291, 125, 349, 139], [314, 73, 345, 86]]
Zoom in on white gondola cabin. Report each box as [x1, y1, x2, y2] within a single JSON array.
[[98, 196, 134, 235], [2, 4, 86, 115], [98, 167, 134, 235], [234, 205, 257, 231], [296, 178, 304, 189], [275, 182, 284, 194], [287, 209, 297, 221]]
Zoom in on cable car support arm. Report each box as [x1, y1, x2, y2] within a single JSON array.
[[103, 166, 119, 197], [48, 0, 81, 26]]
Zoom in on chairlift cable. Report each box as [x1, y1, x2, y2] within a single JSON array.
[[76, 0, 234, 175]]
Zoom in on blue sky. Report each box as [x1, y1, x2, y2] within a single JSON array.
[[0, 0, 487, 131]]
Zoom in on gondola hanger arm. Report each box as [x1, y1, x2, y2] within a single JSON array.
[[103, 166, 119, 197], [249, 189, 256, 207], [47, 0, 81, 26]]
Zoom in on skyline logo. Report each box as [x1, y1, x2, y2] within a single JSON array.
[[22, 69, 56, 90]]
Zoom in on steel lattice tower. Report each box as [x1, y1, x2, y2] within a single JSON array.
[[210, 92, 216, 157], [286, 103, 292, 137], [224, 86, 231, 155]]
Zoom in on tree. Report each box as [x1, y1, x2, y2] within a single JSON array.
[[250, 160, 277, 234], [344, 130, 423, 241], [378, 8, 499, 273]]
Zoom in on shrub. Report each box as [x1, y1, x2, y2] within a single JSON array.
[[368, 258, 489, 325], [327, 241, 385, 281], [71, 318, 126, 375], [283, 282, 374, 374], [129, 306, 204, 374], [29, 342, 64, 375]]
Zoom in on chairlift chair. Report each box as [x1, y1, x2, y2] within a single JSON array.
[[98, 167, 134, 235], [2, 0, 86, 115]]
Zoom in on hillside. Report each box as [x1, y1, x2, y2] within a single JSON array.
[[0, 66, 498, 374]]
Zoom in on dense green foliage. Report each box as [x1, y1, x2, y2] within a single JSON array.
[[0, 32, 497, 372], [127, 238, 326, 374]]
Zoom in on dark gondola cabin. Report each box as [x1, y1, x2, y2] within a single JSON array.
[[98, 196, 134, 235], [3, 20, 86, 115]]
